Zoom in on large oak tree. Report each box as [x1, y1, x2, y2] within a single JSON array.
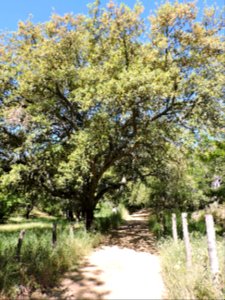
[[0, 1, 224, 228]]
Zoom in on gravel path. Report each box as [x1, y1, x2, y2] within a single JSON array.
[[51, 210, 166, 300]]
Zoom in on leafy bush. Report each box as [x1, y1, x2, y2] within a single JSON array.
[[159, 237, 225, 300], [94, 210, 123, 233], [189, 216, 206, 236], [0, 194, 22, 223], [0, 226, 101, 298], [148, 211, 183, 238], [148, 215, 163, 238], [94, 202, 127, 232]]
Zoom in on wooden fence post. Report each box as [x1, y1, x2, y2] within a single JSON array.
[[172, 213, 178, 242], [16, 229, 26, 262], [205, 214, 219, 282], [181, 212, 192, 268], [52, 221, 57, 247], [69, 223, 74, 239]]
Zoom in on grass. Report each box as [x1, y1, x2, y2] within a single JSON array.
[[0, 221, 53, 232], [159, 236, 225, 300], [0, 211, 70, 233], [148, 208, 225, 299], [0, 203, 128, 298], [0, 209, 57, 232], [0, 224, 101, 299]]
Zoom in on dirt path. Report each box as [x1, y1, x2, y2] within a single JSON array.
[[50, 210, 165, 300]]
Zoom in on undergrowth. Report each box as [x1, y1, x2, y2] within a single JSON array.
[[148, 209, 225, 299], [159, 237, 225, 300], [0, 226, 101, 298], [148, 211, 223, 238], [94, 202, 128, 232]]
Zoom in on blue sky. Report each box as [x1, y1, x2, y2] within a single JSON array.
[[0, 0, 224, 31]]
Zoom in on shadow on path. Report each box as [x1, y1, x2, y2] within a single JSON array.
[[49, 260, 110, 300], [48, 209, 161, 300], [103, 209, 157, 254]]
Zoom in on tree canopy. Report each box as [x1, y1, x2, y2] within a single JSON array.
[[0, 1, 224, 228]]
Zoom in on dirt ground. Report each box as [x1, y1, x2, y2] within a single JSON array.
[[49, 210, 166, 300]]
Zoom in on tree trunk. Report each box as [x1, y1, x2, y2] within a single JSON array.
[[75, 209, 82, 221], [81, 208, 86, 220], [25, 204, 33, 219], [66, 209, 75, 221], [85, 208, 94, 231]]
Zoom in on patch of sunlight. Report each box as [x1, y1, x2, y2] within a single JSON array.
[[31, 207, 57, 218], [0, 222, 53, 232], [9, 216, 26, 223]]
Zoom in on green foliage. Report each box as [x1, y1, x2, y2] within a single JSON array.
[[134, 134, 225, 215], [148, 209, 224, 240], [94, 202, 127, 232], [0, 194, 23, 223], [94, 213, 122, 233], [192, 204, 225, 236], [148, 148, 210, 212], [148, 215, 163, 239], [0, 0, 224, 228], [198, 139, 225, 204], [127, 181, 150, 210], [0, 226, 101, 298], [159, 237, 225, 300], [39, 199, 63, 217], [148, 212, 183, 238]]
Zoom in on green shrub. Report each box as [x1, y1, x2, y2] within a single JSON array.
[[94, 202, 127, 232], [148, 211, 183, 238], [148, 215, 163, 238], [149, 211, 223, 240], [0, 195, 21, 223], [94, 211, 123, 232], [189, 216, 206, 236]]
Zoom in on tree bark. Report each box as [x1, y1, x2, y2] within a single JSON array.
[[85, 208, 94, 231], [25, 204, 33, 219], [66, 209, 75, 221]]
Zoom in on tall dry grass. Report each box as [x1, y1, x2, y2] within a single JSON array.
[[159, 236, 225, 300], [0, 226, 101, 298]]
